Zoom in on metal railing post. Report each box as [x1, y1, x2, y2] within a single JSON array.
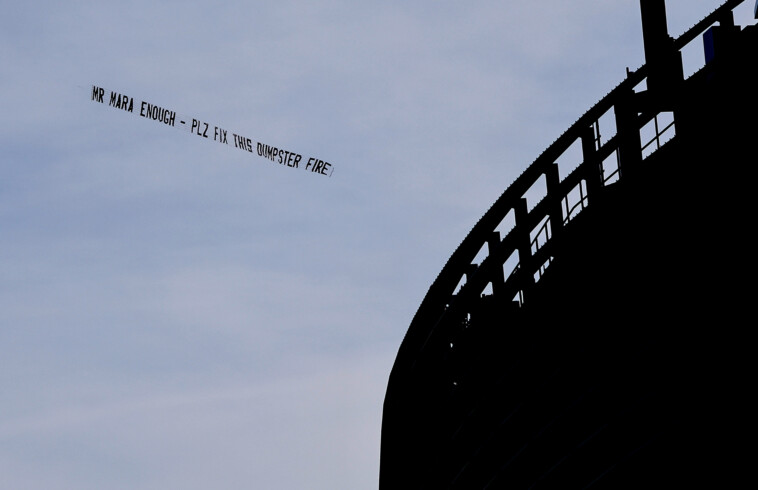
[[514, 198, 534, 300], [487, 232, 505, 297], [582, 124, 603, 203], [546, 164, 563, 239]]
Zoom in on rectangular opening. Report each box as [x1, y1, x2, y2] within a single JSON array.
[[554, 138, 584, 182], [513, 291, 523, 307], [453, 273, 466, 296], [641, 111, 676, 158], [602, 149, 621, 185], [502, 250, 520, 283], [522, 174, 547, 212], [633, 77, 647, 94], [472, 243, 488, 267], [596, 108, 618, 148], [534, 257, 553, 282], [681, 34, 706, 79], [529, 215, 551, 255], [495, 208, 516, 241], [563, 179, 588, 223]]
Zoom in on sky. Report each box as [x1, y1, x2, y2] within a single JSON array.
[[2, 1, 755, 488]]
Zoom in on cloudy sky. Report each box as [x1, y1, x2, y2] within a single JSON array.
[[2, 1, 754, 488]]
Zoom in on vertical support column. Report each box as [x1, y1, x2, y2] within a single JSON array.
[[704, 10, 738, 65], [582, 124, 603, 203], [464, 264, 478, 286], [545, 164, 563, 238], [720, 9, 736, 27], [487, 232, 505, 297], [514, 198, 534, 300], [640, 1, 682, 91], [640, 0, 670, 77], [639, 0, 683, 107], [615, 90, 642, 179]]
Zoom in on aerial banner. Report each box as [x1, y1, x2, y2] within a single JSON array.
[[88, 85, 334, 177]]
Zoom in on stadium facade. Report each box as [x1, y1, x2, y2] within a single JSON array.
[[380, 1, 756, 487]]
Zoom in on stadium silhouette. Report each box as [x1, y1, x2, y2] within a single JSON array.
[[380, 1, 756, 487]]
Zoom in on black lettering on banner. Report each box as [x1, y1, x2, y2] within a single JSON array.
[[92, 86, 105, 103], [108, 91, 134, 112], [233, 133, 253, 152], [139, 101, 176, 127], [306, 157, 331, 175], [88, 84, 334, 176], [191, 119, 209, 138], [213, 127, 228, 144]]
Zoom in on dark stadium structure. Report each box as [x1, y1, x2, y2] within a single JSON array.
[[380, 1, 756, 488]]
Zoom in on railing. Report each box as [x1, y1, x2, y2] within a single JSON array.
[[393, 0, 747, 373], [641, 112, 676, 156]]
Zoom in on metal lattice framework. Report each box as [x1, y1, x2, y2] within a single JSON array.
[[392, 0, 746, 375]]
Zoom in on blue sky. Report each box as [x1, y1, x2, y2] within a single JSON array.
[[2, 1, 754, 488]]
